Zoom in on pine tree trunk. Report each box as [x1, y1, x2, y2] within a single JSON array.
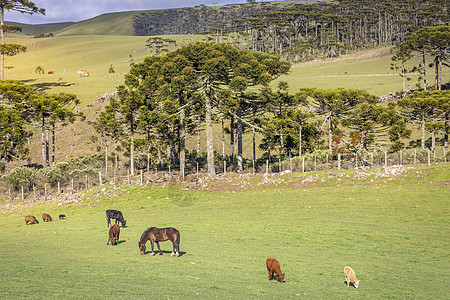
[[0, 7, 4, 81], [299, 125, 302, 157], [421, 110, 425, 150], [445, 112, 449, 150], [205, 79, 215, 177], [179, 101, 186, 178], [52, 123, 56, 166], [237, 108, 243, 173], [230, 115, 235, 161], [105, 143, 108, 178], [329, 114, 333, 151], [130, 134, 135, 176], [197, 115, 201, 158], [422, 51, 427, 89], [41, 114, 46, 167]]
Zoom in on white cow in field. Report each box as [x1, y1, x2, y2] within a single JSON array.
[[77, 69, 90, 77]]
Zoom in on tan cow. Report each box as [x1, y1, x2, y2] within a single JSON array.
[[77, 69, 90, 77]]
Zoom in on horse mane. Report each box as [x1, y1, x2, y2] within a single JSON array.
[[139, 227, 155, 242]]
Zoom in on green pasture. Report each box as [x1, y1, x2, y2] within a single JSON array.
[[4, 35, 204, 107], [0, 165, 448, 299], [281, 47, 449, 96]]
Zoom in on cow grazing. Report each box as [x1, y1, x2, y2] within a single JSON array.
[[266, 257, 285, 283], [106, 210, 126, 227], [48, 71, 54, 74], [59, 214, 66, 220], [107, 224, 120, 246], [77, 69, 90, 77], [344, 266, 360, 288], [25, 215, 39, 225], [42, 213, 53, 222]]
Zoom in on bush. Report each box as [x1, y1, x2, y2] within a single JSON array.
[[2, 167, 38, 191]]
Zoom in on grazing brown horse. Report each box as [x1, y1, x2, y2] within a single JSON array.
[[107, 224, 120, 246], [42, 213, 53, 222], [25, 215, 39, 225], [138, 227, 180, 257]]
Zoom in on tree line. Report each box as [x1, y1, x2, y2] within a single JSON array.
[[93, 42, 449, 179], [132, 0, 448, 62]]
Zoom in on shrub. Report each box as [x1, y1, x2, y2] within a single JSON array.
[[2, 167, 37, 191]]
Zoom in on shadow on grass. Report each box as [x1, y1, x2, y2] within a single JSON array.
[[142, 250, 186, 257], [21, 80, 76, 92], [343, 281, 358, 288], [117, 240, 126, 245]]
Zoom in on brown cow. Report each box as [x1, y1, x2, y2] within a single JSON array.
[[48, 71, 54, 74], [107, 224, 120, 246], [25, 215, 39, 225], [266, 257, 285, 283], [42, 213, 53, 222]]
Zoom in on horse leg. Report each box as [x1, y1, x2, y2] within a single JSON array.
[[107, 217, 110, 227], [150, 240, 155, 256], [156, 241, 162, 255], [171, 241, 176, 257]]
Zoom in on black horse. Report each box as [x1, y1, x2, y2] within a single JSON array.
[[106, 210, 126, 228], [138, 227, 180, 257]]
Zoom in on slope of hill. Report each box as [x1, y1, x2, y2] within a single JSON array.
[[5, 21, 75, 37], [54, 11, 139, 36]]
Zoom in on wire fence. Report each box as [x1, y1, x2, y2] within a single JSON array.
[[1, 147, 448, 203]]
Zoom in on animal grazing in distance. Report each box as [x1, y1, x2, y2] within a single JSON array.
[[344, 266, 360, 288], [42, 213, 53, 222], [107, 224, 120, 246], [77, 69, 90, 77], [47, 71, 54, 74], [59, 214, 66, 220], [138, 227, 180, 257], [266, 257, 285, 283], [25, 215, 39, 225], [106, 210, 126, 227]]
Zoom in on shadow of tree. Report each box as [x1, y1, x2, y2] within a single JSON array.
[[24, 81, 76, 92]]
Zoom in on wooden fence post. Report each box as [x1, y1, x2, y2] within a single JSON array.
[[338, 154, 341, 170], [140, 169, 143, 185], [99, 171, 102, 186], [384, 152, 387, 167], [279, 158, 281, 173], [266, 160, 269, 174], [314, 155, 317, 171], [224, 160, 226, 176], [290, 158, 292, 172], [444, 147, 447, 163], [428, 149, 431, 166], [85, 175, 88, 190], [8, 188, 11, 201], [326, 154, 328, 170], [21, 186, 24, 201], [127, 169, 130, 184], [33, 185, 36, 201], [44, 183, 47, 200], [71, 178, 74, 193], [58, 182, 61, 194], [197, 162, 199, 178]]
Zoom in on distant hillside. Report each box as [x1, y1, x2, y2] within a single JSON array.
[[5, 21, 75, 37], [55, 11, 139, 36]]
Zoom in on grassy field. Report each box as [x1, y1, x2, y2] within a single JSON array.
[[0, 164, 448, 299]]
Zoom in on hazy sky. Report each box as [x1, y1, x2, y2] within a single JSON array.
[[6, 0, 251, 24]]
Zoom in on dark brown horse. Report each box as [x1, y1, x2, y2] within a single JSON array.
[[138, 227, 180, 257]]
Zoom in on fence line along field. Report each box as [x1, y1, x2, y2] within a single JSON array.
[[0, 164, 448, 298]]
